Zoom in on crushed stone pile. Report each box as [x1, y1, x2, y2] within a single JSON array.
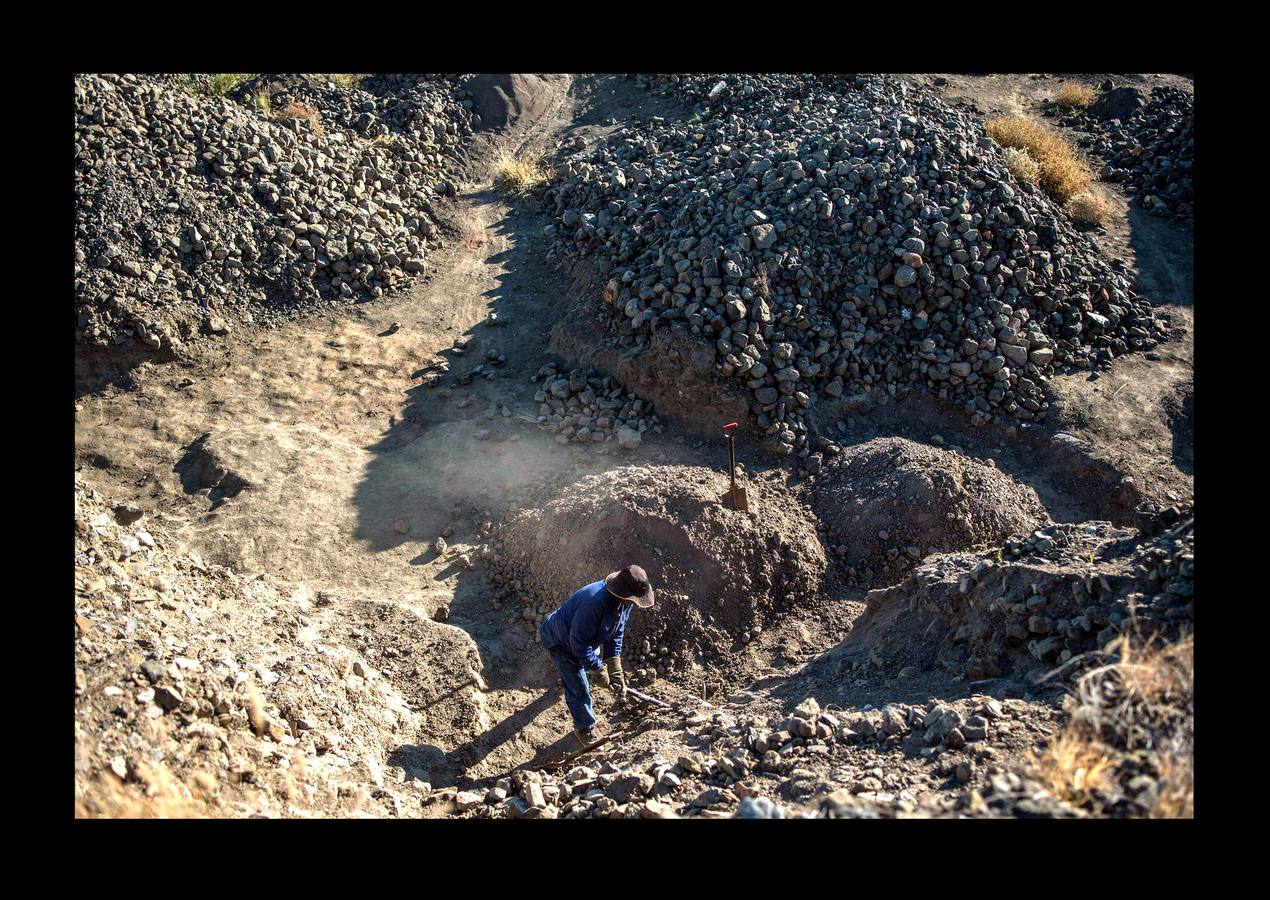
[[530, 363, 663, 449], [541, 73, 1169, 467], [451, 687, 1081, 819], [488, 464, 827, 684], [810, 436, 1050, 586], [74, 73, 474, 354], [73, 478, 486, 819], [1054, 83, 1193, 227], [838, 503, 1193, 688]]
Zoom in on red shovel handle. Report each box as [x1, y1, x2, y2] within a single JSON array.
[[722, 422, 739, 434]]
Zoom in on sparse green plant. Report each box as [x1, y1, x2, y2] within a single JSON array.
[[330, 73, 365, 90], [173, 74, 199, 96], [250, 90, 272, 114], [206, 73, 256, 98]]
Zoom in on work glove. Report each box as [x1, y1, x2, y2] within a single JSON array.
[[605, 657, 627, 703], [591, 663, 609, 688]]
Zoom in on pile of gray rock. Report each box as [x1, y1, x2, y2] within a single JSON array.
[[854, 502, 1194, 685], [74, 73, 474, 353], [542, 74, 1168, 463], [1055, 83, 1193, 226], [531, 364, 662, 448], [455, 691, 1041, 819]]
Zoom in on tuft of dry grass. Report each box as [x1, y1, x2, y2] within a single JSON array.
[[249, 90, 271, 114], [1052, 83, 1097, 111], [494, 149, 552, 195], [330, 74, 365, 90], [76, 766, 207, 819], [1027, 633, 1193, 818], [272, 100, 325, 137], [244, 680, 266, 736], [1002, 147, 1040, 184], [1027, 730, 1118, 805], [1067, 189, 1115, 225], [986, 116, 1094, 203]]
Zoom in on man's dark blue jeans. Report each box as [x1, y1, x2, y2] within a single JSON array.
[[547, 648, 596, 731]]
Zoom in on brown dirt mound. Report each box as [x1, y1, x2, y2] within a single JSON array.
[[550, 279, 752, 438], [465, 74, 555, 133], [489, 464, 827, 683], [832, 509, 1194, 689], [810, 437, 1049, 586]]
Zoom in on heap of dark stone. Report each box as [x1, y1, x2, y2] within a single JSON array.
[[542, 74, 1169, 464], [1054, 83, 1193, 227], [74, 73, 474, 354]]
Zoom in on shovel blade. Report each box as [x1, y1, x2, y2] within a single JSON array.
[[721, 486, 750, 512]]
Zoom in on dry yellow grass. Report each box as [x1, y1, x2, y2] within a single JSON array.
[[1027, 730, 1119, 805], [1067, 189, 1115, 225], [330, 74, 365, 90], [986, 116, 1093, 203], [1052, 83, 1097, 110], [1028, 633, 1193, 818], [272, 100, 325, 137], [494, 149, 552, 195], [1002, 147, 1040, 184], [76, 766, 208, 819]]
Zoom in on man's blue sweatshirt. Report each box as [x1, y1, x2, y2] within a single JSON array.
[[539, 580, 632, 671]]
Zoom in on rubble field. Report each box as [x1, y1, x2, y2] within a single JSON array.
[[75, 73, 1193, 819]]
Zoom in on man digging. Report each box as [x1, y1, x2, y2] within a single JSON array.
[[539, 565, 655, 748]]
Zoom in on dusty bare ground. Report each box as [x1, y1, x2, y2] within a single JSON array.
[[74, 73, 1194, 816]]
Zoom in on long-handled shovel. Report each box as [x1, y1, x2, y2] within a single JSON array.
[[720, 422, 749, 511]]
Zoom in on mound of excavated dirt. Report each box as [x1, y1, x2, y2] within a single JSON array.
[[465, 74, 555, 133], [489, 464, 827, 683], [811, 437, 1049, 585], [835, 505, 1194, 687], [550, 287, 752, 437]]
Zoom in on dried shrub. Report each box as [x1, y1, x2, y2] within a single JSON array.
[[1002, 147, 1040, 184], [272, 100, 325, 137], [986, 116, 1093, 203], [1052, 82, 1097, 110], [1066, 189, 1115, 225], [494, 149, 552, 195], [1027, 633, 1193, 818]]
